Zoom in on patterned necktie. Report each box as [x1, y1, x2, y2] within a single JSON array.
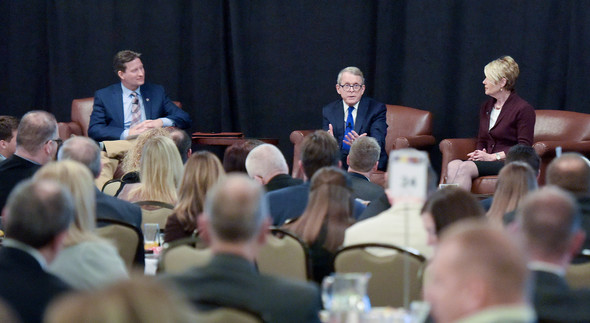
[[130, 91, 141, 128], [342, 106, 355, 151]]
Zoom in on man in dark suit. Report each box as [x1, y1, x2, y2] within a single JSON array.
[[266, 131, 365, 226], [0, 111, 59, 212], [323, 66, 388, 170], [347, 136, 384, 203], [515, 186, 590, 322], [57, 136, 144, 267], [88, 50, 191, 142], [245, 143, 302, 192], [0, 116, 18, 162], [164, 174, 322, 323], [0, 179, 74, 323]]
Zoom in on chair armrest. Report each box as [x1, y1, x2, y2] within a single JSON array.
[[533, 141, 590, 158], [290, 130, 318, 179], [439, 138, 477, 184], [57, 121, 83, 139], [393, 135, 436, 150]]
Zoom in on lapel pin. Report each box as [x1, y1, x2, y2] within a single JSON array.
[[146, 98, 150, 102]]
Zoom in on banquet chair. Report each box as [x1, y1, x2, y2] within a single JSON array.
[[566, 262, 590, 289], [101, 179, 123, 196], [290, 104, 435, 187], [95, 218, 142, 269], [256, 228, 312, 282], [134, 200, 174, 229], [159, 235, 212, 274], [194, 307, 264, 323], [334, 243, 426, 307]]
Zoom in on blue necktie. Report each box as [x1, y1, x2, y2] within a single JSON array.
[[342, 106, 355, 151]]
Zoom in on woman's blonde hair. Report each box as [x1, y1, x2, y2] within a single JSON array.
[[121, 128, 171, 174], [487, 161, 538, 225], [283, 166, 354, 252], [484, 55, 520, 91], [34, 160, 99, 247], [174, 151, 225, 233], [128, 136, 183, 204]]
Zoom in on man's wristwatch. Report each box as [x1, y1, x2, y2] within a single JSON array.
[[495, 153, 501, 161]]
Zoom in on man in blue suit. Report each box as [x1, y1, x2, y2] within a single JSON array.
[[88, 50, 191, 142], [322, 66, 388, 170]]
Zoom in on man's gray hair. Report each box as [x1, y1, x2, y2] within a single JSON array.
[[245, 144, 288, 179], [337, 66, 365, 85], [58, 136, 101, 177]]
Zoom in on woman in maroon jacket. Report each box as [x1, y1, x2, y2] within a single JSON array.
[[446, 56, 536, 191]]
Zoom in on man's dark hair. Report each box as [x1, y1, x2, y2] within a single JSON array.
[[223, 139, 264, 173], [169, 128, 191, 163], [4, 179, 74, 248], [0, 116, 18, 142], [506, 144, 540, 175], [301, 131, 340, 179], [113, 50, 142, 74]]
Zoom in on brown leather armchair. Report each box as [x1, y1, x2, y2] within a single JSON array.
[[57, 97, 182, 139], [290, 104, 435, 187], [439, 110, 590, 194]]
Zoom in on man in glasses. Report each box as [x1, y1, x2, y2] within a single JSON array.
[[322, 66, 388, 170], [0, 110, 60, 211]]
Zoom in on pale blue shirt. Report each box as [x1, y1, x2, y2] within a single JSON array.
[[120, 84, 174, 139]]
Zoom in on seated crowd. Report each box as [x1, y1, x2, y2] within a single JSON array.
[[2, 109, 590, 323]]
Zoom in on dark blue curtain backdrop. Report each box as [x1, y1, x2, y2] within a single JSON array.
[[1, 1, 589, 172]]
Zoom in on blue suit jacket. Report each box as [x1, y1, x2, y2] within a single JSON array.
[[88, 82, 192, 141], [322, 97, 388, 170]]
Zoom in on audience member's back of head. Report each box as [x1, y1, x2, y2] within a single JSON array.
[[245, 143, 289, 179], [57, 136, 101, 178], [204, 174, 268, 243], [223, 139, 264, 173], [169, 128, 191, 163], [121, 128, 172, 174], [506, 144, 541, 176], [348, 136, 380, 172], [0, 116, 19, 143], [3, 179, 74, 248], [546, 152, 590, 197], [16, 110, 58, 154], [301, 131, 340, 179], [487, 161, 537, 225], [517, 186, 582, 260], [44, 276, 197, 323]]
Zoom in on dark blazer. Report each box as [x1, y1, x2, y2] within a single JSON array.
[[532, 269, 590, 322], [0, 247, 71, 323], [88, 82, 192, 141], [267, 182, 366, 226], [322, 97, 388, 170], [348, 172, 384, 202], [476, 92, 535, 155], [357, 192, 390, 221], [0, 154, 41, 212], [164, 253, 322, 323], [265, 174, 303, 193]]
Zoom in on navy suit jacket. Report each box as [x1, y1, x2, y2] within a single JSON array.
[[322, 97, 388, 170], [88, 82, 192, 141], [532, 269, 590, 322], [0, 247, 71, 323], [0, 154, 41, 212], [348, 172, 384, 202]]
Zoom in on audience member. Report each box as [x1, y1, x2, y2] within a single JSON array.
[[346, 136, 384, 202], [266, 130, 365, 226], [118, 136, 183, 205], [222, 139, 263, 173], [0, 111, 59, 211], [480, 144, 540, 211], [323, 66, 388, 170], [45, 276, 197, 323], [164, 151, 226, 243], [245, 143, 302, 192], [0, 115, 18, 161], [515, 186, 590, 322], [420, 186, 485, 248], [35, 161, 128, 290], [169, 127, 192, 163], [425, 220, 534, 323], [0, 179, 74, 323], [88, 50, 191, 141], [344, 153, 437, 258], [546, 152, 590, 263], [283, 167, 355, 283], [487, 161, 537, 226], [164, 174, 322, 323], [120, 127, 171, 175]]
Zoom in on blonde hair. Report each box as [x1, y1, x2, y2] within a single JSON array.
[[34, 160, 99, 247], [121, 128, 171, 174], [174, 151, 226, 233], [128, 136, 183, 204], [487, 162, 537, 225], [484, 55, 520, 91]]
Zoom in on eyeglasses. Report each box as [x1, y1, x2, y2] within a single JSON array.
[[338, 84, 363, 92], [47, 138, 63, 146]]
